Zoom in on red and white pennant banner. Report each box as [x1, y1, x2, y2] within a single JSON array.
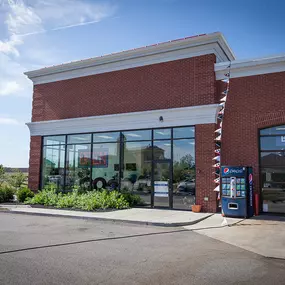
[[213, 63, 231, 197]]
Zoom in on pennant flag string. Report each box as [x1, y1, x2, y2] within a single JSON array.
[[213, 61, 231, 197]]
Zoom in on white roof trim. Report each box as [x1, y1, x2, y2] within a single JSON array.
[[215, 54, 285, 79], [25, 32, 235, 85], [26, 104, 221, 136]]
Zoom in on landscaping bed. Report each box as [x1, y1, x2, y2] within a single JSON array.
[[24, 189, 143, 211]]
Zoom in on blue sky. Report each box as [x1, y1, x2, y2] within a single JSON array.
[[0, 0, 285, 167]]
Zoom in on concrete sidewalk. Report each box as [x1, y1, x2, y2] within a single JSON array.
[[0, 204, 212, 227], [190, 214, 285, 259]]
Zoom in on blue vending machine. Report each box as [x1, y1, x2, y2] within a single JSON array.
[[221, 166, 254, 218]]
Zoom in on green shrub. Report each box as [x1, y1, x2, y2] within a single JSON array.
[[17, 187, 35, 203], [25, 189, 61, 206], [121, 192, 144, 207], [25, 189, 131, 211], [0, 185, 15, 203]]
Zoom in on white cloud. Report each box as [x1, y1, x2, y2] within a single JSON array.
[[0, 0, 116, 97], [5, 0, 43, 36], [0, 81, 21, 95], [0, 117, 21, 125]]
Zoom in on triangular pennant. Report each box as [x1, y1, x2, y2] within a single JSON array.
[[215, 142, 221, 148], [219, 121, 223, 128], [219, 102, 225, 107], [214, 177, 220, 183], [215, 128, 221, 134], [214, 185, 220, 192], [224, 72, 230, 77], [220, 95, 227, 102], [217, 192, 221, 200], [215, 135, 221, 141], [215, 148, 221, 154], [212, 156, 220, 161], [213, 171, 220, 176], [227, 64, 231, 69], [221, 90, 228, 95], [221, 78, 229, 83], [213, 162, 220, 168]]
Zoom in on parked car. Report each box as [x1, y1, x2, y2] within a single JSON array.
[[177, 179, 195, 195]]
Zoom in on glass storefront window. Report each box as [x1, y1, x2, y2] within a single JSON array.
[[43, 135, 66, 145], [42, 145, 65, 190], [121, 141, 152, 206], [122, 130, 151, 141], [260, 152, 285, 167], [153, 140, 171, 160], [65, 144, 91, 191], [260, 125, 285, 135], [154, 128, 171, 140], [93, 132, 120, 143], [41, 126, 196, 210], [260, 136, 285, 151], [172, 139, 195, 210], [260, 125, 285, 214], [67, 134, 91, 144], [92, 142, 120, 190], [173, 127, 195, 139]]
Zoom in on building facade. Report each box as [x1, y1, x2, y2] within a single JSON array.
[[25, 32, 285, 214]]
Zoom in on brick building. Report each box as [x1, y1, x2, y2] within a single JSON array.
[[25, 32, 285, 214]]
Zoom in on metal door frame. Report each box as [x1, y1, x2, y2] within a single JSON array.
[[151, 159, 173, 208]]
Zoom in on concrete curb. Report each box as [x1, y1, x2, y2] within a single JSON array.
[[0, 209, 213, 227]]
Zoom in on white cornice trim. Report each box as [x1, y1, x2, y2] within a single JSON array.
[[24, 32, 235, 85], [26, 104, 220, 136], [215, 54, 285, 79]]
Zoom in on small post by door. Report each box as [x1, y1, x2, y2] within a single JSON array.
[[153, 160, 172, 208]]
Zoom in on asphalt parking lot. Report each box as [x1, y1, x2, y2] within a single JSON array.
[[0, 213, 285, 285]]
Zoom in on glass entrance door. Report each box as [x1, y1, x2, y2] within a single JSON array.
[[153, 161, 172, 208]]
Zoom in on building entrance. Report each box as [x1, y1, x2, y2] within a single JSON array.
[[260, 125, 285, 214]]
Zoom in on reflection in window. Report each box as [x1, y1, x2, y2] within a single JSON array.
[[65, 144, 91, 191], [154, 128, 171, 140], [260, 152, 285, 167], [93, 132, 120, 143], [121, 141, 152, 206], [260, 125, 285, 135], [92, 143, 120, 190], [67, 134, 91, 144], [172, 139, 195, 210], [153, 140, 171, 160], [173, 127, 195, 139], [260, 136, 285, 151], [122, 130, 151, 141], [43, 135, 66, 145], [42, 145, 65, 190]]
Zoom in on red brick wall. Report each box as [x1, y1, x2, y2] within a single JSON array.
[[28, 54, 220, 211], [28, 136, 42, 191], [221, 71, 285, 207], [196, 124, 217, 212], [31, 54, 217, 122]]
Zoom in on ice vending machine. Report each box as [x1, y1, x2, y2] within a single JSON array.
[[221, 166, 254, 218]]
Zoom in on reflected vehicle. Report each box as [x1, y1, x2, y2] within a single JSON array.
[[133, 176, 151, 192], [177, 179, 195, 195], [48, 175, 62, 183]]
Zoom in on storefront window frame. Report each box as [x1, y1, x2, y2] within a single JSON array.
[[40, 126, 196, 207], [259, 124, 285, 214]]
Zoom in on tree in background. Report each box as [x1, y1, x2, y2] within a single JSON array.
[[9, 169, 27, 189], [0, 164, 5, 185]]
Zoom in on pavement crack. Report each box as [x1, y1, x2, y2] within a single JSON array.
[[0, 229, 188, 256]]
